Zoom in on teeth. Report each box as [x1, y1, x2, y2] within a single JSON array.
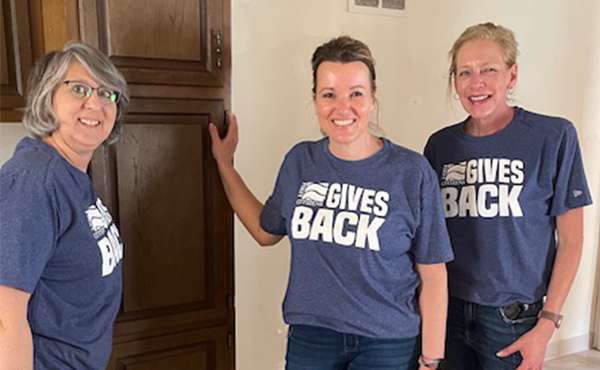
[[333, 119, 354, 126], [79, 118, 100, 126], [470, 95, 489, 102]]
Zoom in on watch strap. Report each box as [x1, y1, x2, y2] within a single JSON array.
[[538, 310, 563, 328]]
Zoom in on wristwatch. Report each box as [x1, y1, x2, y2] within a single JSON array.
[[418, 355, 444, 369], [538, 310, 563, 329]]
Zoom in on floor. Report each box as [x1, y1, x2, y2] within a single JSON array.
[[545, 350, 600, 370]]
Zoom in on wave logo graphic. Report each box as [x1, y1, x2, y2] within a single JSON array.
[[297, 182, 329, 206], [86, 202, 111, 240], [442, 162, 466, 183]]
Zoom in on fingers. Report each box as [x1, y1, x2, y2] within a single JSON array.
[[210, 112, 239, 143], [496, 342, 519, 358], [208, 122, 220, 142]]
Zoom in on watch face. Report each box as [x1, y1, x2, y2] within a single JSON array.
[[556, 316, 563, 328]]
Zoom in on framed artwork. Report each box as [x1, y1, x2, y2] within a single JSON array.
[[348, 0, 408, 17]]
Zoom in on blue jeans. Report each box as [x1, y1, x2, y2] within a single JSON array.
[[286, 325, 420, 370], [445, 297, 543, 370]]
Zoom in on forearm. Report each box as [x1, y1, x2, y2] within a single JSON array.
[[216, 163, 282, 246], [543, 208, 584, 316], [0, 324, 33, 370], [417, 263, 448, 359], [0, 286, 33, 370], [543, 241, 582, 314]]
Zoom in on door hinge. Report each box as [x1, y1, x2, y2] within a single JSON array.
[[213, 30, 223, 68], [227, 332, 233, 348]]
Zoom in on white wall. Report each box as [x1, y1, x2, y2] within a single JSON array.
[[0, 124, 29, 166], [232, 0, 600, 368]]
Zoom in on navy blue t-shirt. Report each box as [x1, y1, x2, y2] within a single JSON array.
[[424, 108, 592, 306], [260, 137, 453, 339], [0, 137, 123, 369]]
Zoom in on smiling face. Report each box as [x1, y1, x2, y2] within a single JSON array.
[[314, 61, 376, 157], [50, 61, 117, 162], [454, 39, 517, 125]]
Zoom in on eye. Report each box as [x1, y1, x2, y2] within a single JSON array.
[[458, 70, 471, 78], [483, 67, 498, 73], [70, 83, 89, 97], [350, 91, 363, 98], [322, 92, 335, 99], [97, 88, 116, 102]]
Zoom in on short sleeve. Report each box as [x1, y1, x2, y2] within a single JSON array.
[[259, 157, 290, 236], [549, 123, 593, 216], [410, 166, 454, 264], [0, 168, 57, 293]]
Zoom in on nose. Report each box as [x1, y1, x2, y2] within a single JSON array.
[[83, 90, 102, 110], [335, 96, 351, 112], [470, 71, 485, 88]]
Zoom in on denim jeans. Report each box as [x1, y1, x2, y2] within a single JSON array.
[[445, 297, 543, 370], [285, 325, 420, 370]]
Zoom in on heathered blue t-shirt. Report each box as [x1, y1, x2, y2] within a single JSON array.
[[0, 137, 123, 369], [424, 107, 592, 307], [260, 137, 453, 339]]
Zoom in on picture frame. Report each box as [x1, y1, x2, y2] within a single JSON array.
[[348, 0, 409, 18]]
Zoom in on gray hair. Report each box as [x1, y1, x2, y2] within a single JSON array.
[[23, 41, 129, 145]]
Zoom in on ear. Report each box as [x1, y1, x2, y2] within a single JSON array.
[[508, 63, 518, 89]]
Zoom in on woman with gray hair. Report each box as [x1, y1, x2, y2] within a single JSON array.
[[0, 41, 129, 369]]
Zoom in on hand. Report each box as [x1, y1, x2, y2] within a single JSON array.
[[496, 321, 554, 370], [208, 111, 239, 168]]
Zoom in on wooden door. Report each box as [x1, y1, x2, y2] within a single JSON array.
[[0, 0, 36, 121], [80, 1, 234, 369]]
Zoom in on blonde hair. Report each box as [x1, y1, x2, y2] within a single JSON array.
[[447, 23, 519, 93]]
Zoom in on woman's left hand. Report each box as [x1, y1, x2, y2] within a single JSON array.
[[496, 320, 554, 370]]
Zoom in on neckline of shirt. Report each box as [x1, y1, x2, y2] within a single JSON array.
[[321, 137, 390, 171], [455, 107, 523, 142]]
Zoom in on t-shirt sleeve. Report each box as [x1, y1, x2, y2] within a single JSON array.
[[259, 157, 290, 236], [0, 168, 57, 293], [549, 122, 593, 216], [411, 165, 454, 264]]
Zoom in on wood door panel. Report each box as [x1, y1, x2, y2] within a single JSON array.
[[80, 0, 224, 87], [108, 325, 227, 370], [89, 99, 230, 346], [0, 0, 35, 121], [107, 0, 202, 61], [117, 123, 208, 312]]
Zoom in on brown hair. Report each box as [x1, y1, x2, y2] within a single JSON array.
[[311, 36, 377, 96]]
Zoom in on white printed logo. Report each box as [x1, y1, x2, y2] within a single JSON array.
[[297, 182, 329, 206], [291, 182, 390, 251], [441, 162, 466, 184], [439, 158, 524, 219], [573, 190, 583, 198], [86, 198, 123, 277]]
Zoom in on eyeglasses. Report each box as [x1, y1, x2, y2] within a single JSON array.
[[63, 81, 120, 105]]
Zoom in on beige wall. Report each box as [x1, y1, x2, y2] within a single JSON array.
[[232, 0, 600, 368], [0, 124, 29, 166]]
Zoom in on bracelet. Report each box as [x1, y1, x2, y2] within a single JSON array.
[[418, 355, 443, 369]]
